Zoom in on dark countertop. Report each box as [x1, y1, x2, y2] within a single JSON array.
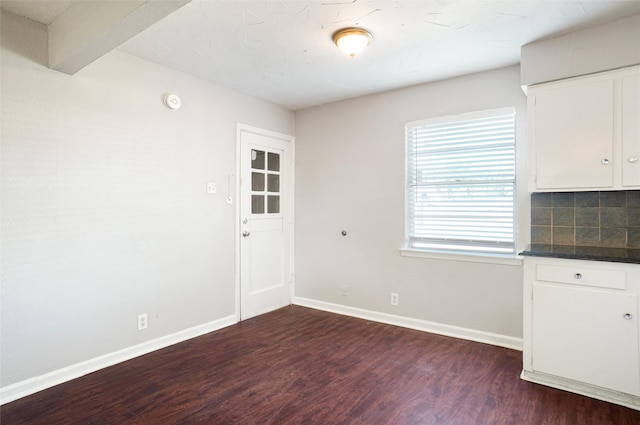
[[520, 244, 640, 264]]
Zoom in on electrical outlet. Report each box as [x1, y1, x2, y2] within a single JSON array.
[[341, 285, 349, 297], [137, 313, 148, 331], [390, 292, 399, 306]]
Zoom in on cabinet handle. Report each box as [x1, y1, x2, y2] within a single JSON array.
[[601, 159, 610, 165], [574, 273, 582, 280], [629, 156, 639, 163], [624, 313, 633, 320]]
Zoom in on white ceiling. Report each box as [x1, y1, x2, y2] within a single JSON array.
[[3, 0, 640, 110], [1, 0, 74, 24]]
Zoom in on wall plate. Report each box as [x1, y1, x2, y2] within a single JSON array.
[[164, 94, 181, 110]]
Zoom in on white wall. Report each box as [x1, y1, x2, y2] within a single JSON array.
[[294, 65, 528, 341], [1, 7, 530, 399], [0, 11, 293, 389], [521, 14, 640, 86]]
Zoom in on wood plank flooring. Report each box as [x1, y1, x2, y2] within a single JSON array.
[[2, 305, 639, 424]]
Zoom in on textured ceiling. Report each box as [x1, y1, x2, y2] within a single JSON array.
[[3, 1, 640, 110]]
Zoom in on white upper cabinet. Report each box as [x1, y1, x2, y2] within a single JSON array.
[[528, 65, 640, 192], [622, 72, 640, 187]]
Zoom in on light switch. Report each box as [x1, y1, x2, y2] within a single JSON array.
[[207, 182, 217, 194]]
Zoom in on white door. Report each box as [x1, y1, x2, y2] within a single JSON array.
[[239, 126, 293, 320]]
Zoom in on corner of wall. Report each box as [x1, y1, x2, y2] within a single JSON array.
[[1, 9, 48, 67]]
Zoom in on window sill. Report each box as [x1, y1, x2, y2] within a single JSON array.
[[399, 248, 523, 266]]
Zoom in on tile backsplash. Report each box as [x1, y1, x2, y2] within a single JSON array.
[[531, 191, 640, 249]]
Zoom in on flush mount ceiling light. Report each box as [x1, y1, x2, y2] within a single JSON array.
[[333, 27, 373, 58]]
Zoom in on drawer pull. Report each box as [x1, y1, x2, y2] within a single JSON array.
[[574, 273, 582, 280], [623, 313, 633, 320]]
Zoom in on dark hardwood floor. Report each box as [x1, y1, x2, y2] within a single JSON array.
[[2, 305, 639, 424]]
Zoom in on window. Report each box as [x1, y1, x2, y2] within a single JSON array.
[[405, 108, 516, 256], [251, 149, 281, 214]]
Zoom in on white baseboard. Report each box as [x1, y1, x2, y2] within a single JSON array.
[[2, 302, 523, 405], [293, 297, 523, 351], [521, 370, 640, 411], [0, 315, 237, 406]]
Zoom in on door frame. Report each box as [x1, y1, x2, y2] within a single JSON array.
[[234, 123, 295, 321]]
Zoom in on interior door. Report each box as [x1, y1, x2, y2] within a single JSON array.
[[239, 126, 293, 320]]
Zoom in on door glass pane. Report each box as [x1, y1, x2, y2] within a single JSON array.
[[267, 174, 279, 193], [267, 152, 280, 172], [252, 195, 265, 214], [252, 172, 265, 191], [268, 195, 280, 214], [252, 150, 265, 170]]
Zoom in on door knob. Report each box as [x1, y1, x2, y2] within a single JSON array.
[[629, 156, 639, 163], [601, 158, 610, 165], [623, 313, 633, 320], [242, 231, 250, 237]]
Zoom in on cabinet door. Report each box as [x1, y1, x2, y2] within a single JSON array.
[[622, 73, 640, 187], [533, 79, 614, 189], [532, 283, 639, 395]]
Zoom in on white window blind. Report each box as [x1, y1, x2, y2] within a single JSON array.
[[405, 108, 516, 255]]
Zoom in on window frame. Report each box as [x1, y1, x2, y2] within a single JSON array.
[[403, 107, 519, 262]]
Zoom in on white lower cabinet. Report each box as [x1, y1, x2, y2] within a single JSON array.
[[523, 257, 640, 410]]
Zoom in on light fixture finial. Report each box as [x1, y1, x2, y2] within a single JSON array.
[[333, 27, 373, 58]]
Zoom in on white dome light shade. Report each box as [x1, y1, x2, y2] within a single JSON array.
[[333, 28, 373, 58]]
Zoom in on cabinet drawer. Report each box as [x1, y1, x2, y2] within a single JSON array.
[[536, 264, 626, 290]]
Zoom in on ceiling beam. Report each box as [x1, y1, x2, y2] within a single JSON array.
[[49, 0, 191, 75]]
